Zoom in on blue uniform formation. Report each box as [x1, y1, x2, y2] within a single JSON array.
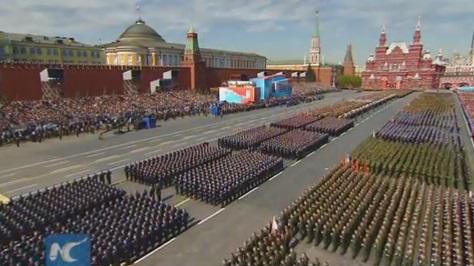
[[0, 176, 189, 266], [125, 143, 230, 186], [260, 130, 329, 159], [218, 126, 287, 150], [176, 151, 283, 207], [305, 117, 354, 136]]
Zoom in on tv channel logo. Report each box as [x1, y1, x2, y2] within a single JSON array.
[[45, 234, 91, 266]]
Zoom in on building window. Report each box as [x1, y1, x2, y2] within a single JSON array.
[[63, 49, 68, 57], [163, 54, 167, 66], [36, 48, 42, 55], [68, 50, 73, 57], [77, 50, 82, 57], [20, 47, 26, 54], [128, 54, 132, 65], [47, 48, 52, 55], [29, 47, 35, 55], [82, 51, 87, 57], [13, 47, 18, 54], [53, 49, 58, 56]]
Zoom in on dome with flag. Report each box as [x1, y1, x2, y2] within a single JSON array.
[[118, 19, 166, 43]]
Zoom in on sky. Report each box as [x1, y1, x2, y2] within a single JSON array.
[[1, 0, 473, 66]]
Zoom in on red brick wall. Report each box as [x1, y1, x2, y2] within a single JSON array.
[[63, 67, 124, 97], [0, 65, 42, 101], [0, 63, 331, 101]]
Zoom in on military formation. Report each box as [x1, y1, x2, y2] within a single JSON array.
[[270, 113, 319, 130], [125, 143, 230, 186], [0, 177, 189, 266], [176, 151, 283, 206], [224, 92, 473, 266], [458, 92, 474, 141], [223, 219, 330, 266], [0, 175, 121, 246], [353, 93, 469, 189], [260, 130, 329, 159], [218, 126, 287, 150], [304, 117, 354, 136], [278, 165, 474, 266]]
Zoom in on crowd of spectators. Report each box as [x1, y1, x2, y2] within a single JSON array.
[[0, 87, 332, 146]]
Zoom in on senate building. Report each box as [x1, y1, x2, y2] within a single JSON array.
[[103, 19, 266, 69]]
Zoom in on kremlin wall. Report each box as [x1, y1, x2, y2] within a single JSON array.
[[0, 13, 334, 101]]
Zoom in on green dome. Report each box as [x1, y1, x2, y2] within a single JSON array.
[[118, 19, 166, 43]]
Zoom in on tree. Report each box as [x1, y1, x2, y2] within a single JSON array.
[[306, 64, 316, 82], [338, 75, 362, 88]]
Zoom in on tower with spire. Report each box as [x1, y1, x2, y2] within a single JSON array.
[[470, 28, 474, 65], [343, 44, 355, 76], [181, 26, 205, 90], [362, 16, 445, 90], [379, 24, 387, 47], [413, 16, 422, 44], [309, 10, 321, 66]]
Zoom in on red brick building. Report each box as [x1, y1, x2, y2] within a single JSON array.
[[362, 18, 445, 90]]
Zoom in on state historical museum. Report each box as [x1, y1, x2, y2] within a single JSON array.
[[362, 18, 445, 90]]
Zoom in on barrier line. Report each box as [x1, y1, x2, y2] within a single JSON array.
[[238, 187, 259, 200], [290, 160, 301, 167], [269, 172, 283, 181], [198, 208, 226, 225], [175, 198, 190, 207], [134, 237, 176, 264]]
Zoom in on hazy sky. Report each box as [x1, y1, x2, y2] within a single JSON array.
[[1, 0, 473, 65]]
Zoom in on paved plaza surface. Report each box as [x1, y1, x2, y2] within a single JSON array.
[[1, 90, 473, 266], [0, 90, 364, 197]]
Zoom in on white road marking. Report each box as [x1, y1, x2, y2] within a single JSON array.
[[85, 152, 106, 158], [50, 164, 84, 174], [269, 172, 283, 181], [65, 169, 92, 178], [175, 198, 190, 207], [0, 178, 30, 188], [134, 237, 176, 263], [7, 184, 38, 194], [238, 187, 259, 200], [291, 160, 301, 167], [44, 160, 70, 168], [182, 135, 195, 140], [117, 144, 138, 150], [0, 172, 17, 180], [198, 208, 226, 225], [129, 147, 150, 154], [320, 144, 328, 149], [144, 150, 162, 157], [94, 155, 121, 163], [107, 159, 129, 166]]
